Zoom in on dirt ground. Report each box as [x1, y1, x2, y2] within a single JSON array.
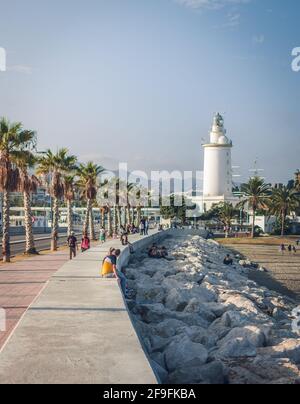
[[221, 238, 300, 303]]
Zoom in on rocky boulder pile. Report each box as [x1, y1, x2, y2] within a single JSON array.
[[125, 235, 300, 384]]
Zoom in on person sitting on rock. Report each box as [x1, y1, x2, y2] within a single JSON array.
[[148, 244, 159, 258], [223, 254, 233, 266]]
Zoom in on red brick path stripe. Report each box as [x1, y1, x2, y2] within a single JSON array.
[[0, 250, 70, 350]]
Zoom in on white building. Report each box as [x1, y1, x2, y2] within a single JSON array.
[[193, 114, 239, 213]]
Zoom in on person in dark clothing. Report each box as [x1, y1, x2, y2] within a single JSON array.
[[223, 254, 233, 266], [120, 226, 128, 246], [67, 232, 78, 260]]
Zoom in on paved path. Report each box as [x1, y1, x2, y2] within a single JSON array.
[[0, 250, 69, 349], [226, 243, 300, 302], [0, 232, 161, 384]]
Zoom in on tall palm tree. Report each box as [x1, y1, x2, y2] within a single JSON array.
[[239, 176, 270, 238], [126, 182, 135, 226], [0, 118, 36, 262], [269, 186, 299, 236], [217, 202, 238, 238], [295, 170, 300, 192], [37, 149, 77, 251], [64, 175, 77, 236], [13, 151, 40, 255], [77, 162, 104, 240]]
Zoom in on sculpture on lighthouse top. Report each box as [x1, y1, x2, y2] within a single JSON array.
[[209, 113, 232, 146]]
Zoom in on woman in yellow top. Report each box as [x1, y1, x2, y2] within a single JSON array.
[[101, 249, 127, 294]]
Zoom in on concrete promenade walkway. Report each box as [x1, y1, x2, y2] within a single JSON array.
[[0, 250, 70, 349], [0, 233, 159, 384]]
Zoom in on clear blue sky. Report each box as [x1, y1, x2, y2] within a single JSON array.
[[0, 0, 299, 183]]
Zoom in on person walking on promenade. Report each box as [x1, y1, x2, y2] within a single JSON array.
[[145, 219, 149, 236], [99, 227, 106, 244], [288, 245, 292, 254], [293, 245, 297, 254], [140, 220, 145, 236], [101, 249, 127, 294], [67, 232, 78, 260], [279, 244, 286, 255], [81, 233, 90, 253]]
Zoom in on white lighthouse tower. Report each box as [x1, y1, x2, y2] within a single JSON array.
[[202, 113, 236, 211]]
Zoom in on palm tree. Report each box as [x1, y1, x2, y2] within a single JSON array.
[[269, 186, 299, 237], [77, 162, 104, 240], [217, 202, 238, 238], [13, 151, 40, 255], [126, 182, 135, 226], [239, 176, 270, 238], [37, 149, 77, 251], [295, 170, 300, 192], [64, 175, 77, 236], [0, 118, 36, 262]]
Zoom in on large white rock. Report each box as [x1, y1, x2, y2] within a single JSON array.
[[164, 335, 208, 372], [165, 288, 190, 312], [183, 298, 216, 323], [153, 318, 187, 338], [258, 339, 300, 364], [135, 282, 165, 304], [138, 303, 167, 324], [218, 326, 267, 349], [182, 326, 218, 348], [167, 360, 225, 384], [216, 337, 257, 359], [227, 356, 300, 384], [223, 295, 259, 315]]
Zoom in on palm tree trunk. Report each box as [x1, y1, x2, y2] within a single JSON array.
[[281, 211, 285, 237], [124, 206, 127, 227], [83, 199, 91, 235], [136, 206, 142, 227], [100, 208, 105, 228], [67, 199, 73, 237], [126, 205, 132, 225], [24, 191, 37, 254], [51, 197, 59, 251], [251, 211, 256, 238], [89, 208, 96, 241], [116, 205, 121, 231], [107, 208, 112, 237], [113, 206, 118, 235], [2, 190, 11, 263]]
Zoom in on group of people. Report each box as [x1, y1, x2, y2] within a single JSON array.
[[148, 244, 169, 259], [67, 232, 91, 260], [279, 243, 297, 255], [139, 219, 149, 236]]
